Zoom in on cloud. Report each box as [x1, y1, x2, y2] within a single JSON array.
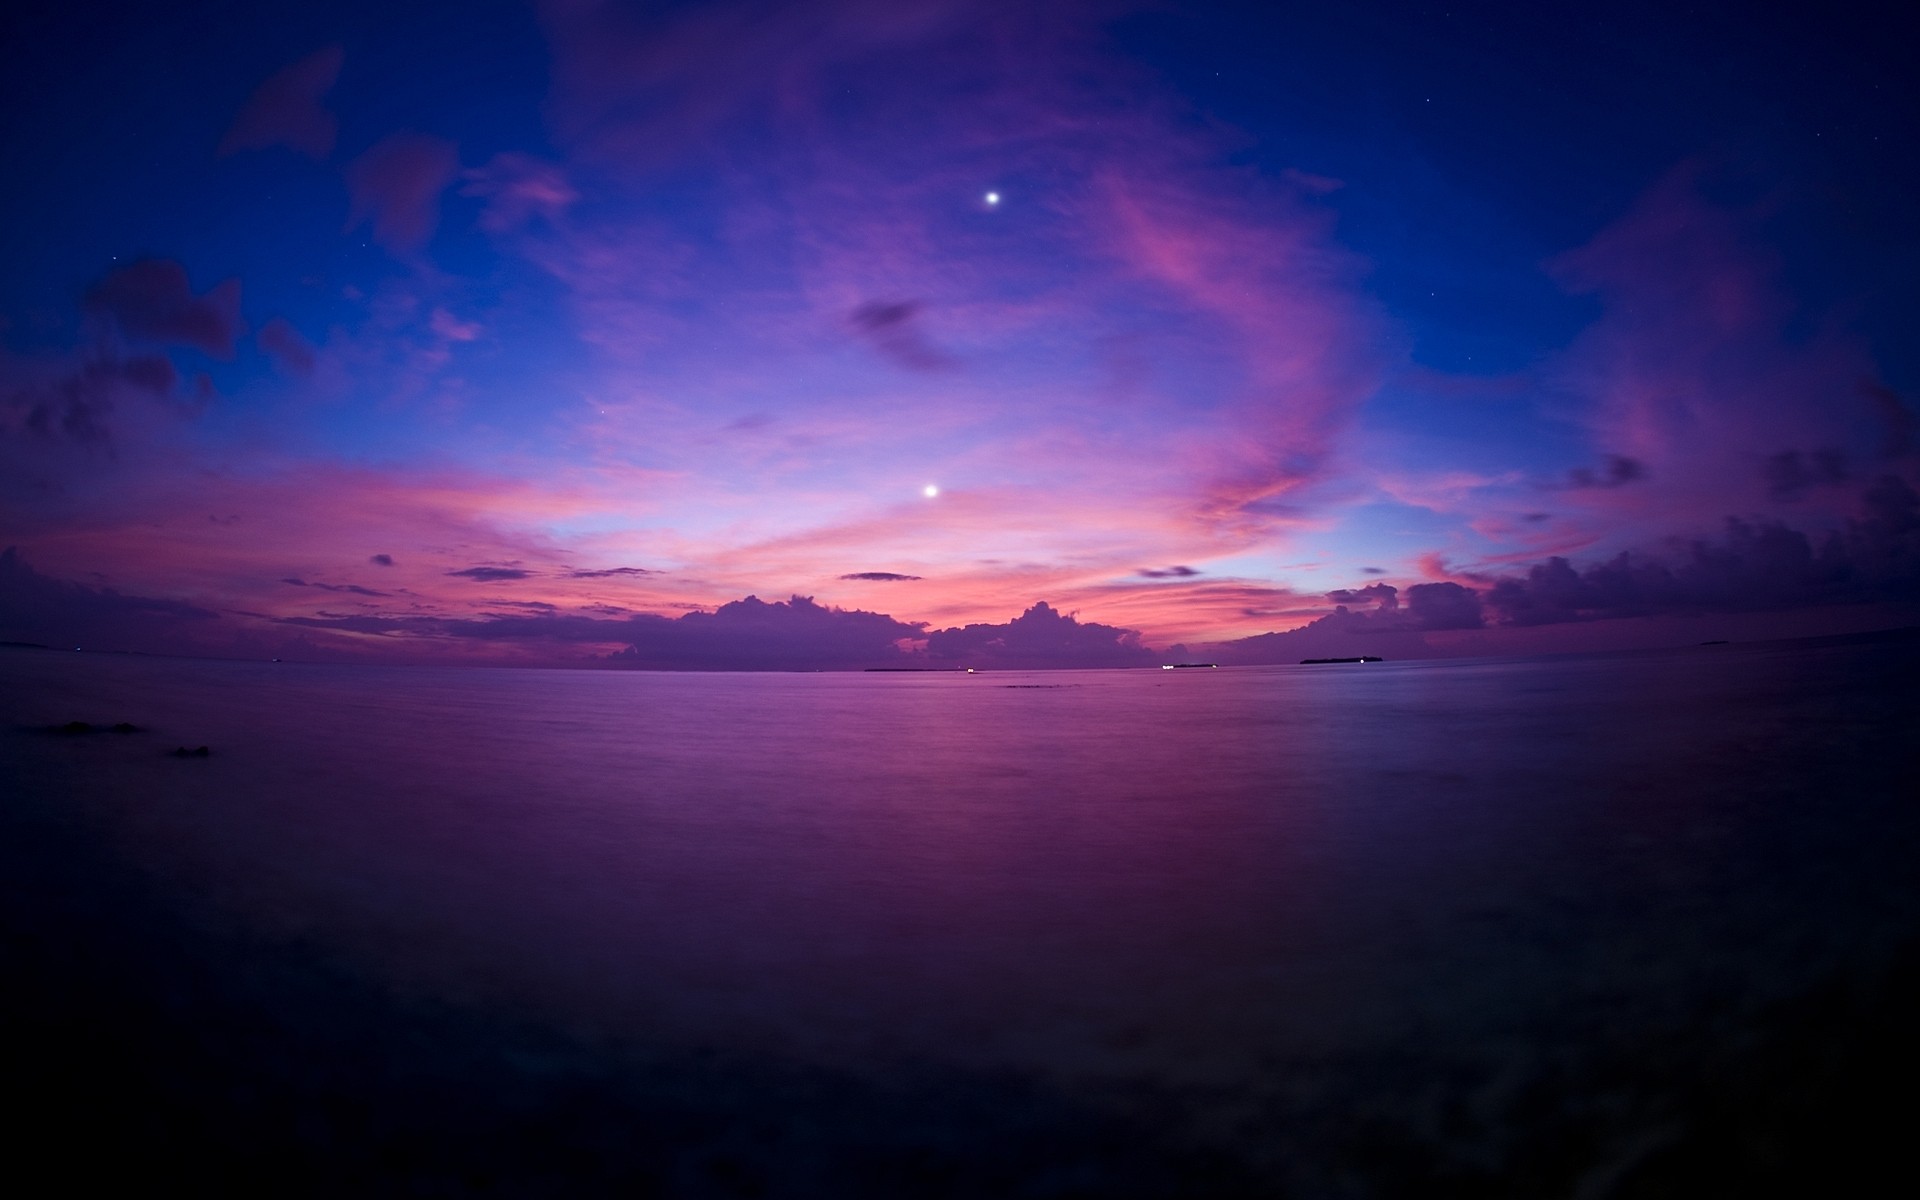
[[1405, 581, 1487, 630], [567, 566, 656, 578], [257, 317, 317, 375], [1861, 380, 1916, 461], [538, 0, 982, 167], [1206, 581, 1484, 663], [280, 577, 389, 597], [269, 593, 924, 670], [277, 592, 925, 670], [924, 601, 1155, 669], [370, 554, 395, 566], [429, 308, 482, 342], [1096, 162, 1381, 530], [447, 566, 535, 582], [1483, 475, 1920, 624], [1213, 475, 1920, 661], [849, 300, 950, 370], [84, 260, 244, 358], [1325, 582, 1399, 609], [462, 152, 578, 233], [0, 546, 218, 651], [2, 355, 179, 445], [1558, 453, 1647, 490], [1762, 448, 1850, 501], [1542, 162, 1892, 537], [840, 571, 921, 581], [346, 132, 460, 255], [218, 45, 344, 160], [1137, 565, 1200, 579], [608, 594, 924, 669]]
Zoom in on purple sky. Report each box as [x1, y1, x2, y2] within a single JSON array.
[[3, 0, 1916, 667]]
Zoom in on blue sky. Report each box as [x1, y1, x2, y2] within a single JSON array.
[[3, 0, 1915, 665]]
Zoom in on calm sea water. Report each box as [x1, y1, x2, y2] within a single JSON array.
[[5, 636, 1917, 1195]]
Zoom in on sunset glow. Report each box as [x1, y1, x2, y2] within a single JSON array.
[[2, 1, 1913, 668]]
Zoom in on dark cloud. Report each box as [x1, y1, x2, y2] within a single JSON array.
[[1862, 380, 1916, 460], [1558, 453, 1647, 490], [567, 566, 655, 578], [852, 301, 916, 329], [1210, 582, 1482, 663], [15, 364, 117, 444], [84, 260, 244, 358], [218, 45, 343, 160], [925, 602, 1154, 669], [1326, 582, 1398, 609], [0, 547, 218, 651], [609, 595, 923, 670], [369, 554, 395, 566], [3, 355, 182, 446], [840, 571, 921, 581], [850, 300, 951, 371], [726, 412, 775, 433], [1406, 582, 1485, 630], [279, 593, 922, 670], [258, 318, 317, 375], [1485, 475, 1920, 624], [281, 577, 389, 597], [1763, 448, 1850, 501], [1138, 565, 1200, 578], [273, 594, 925, 670], [346, 132, 460, 256], [1210, 477, 1920, 662], [447, 566, 534, 581], [1359, 566, 1388, 575]]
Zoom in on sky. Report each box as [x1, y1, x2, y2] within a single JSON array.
[[2, 0, 1916, 668]]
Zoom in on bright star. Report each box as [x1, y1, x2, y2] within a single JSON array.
[[923, 484, 939, 498], [984, 191, 1001, 206]]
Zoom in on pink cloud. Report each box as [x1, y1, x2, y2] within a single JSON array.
[[84, 259, 244, 358], [346, 133, 460, 256], [1096, 169, 1382, 530], [462, 152, 578, 233], [218, 46, 344, 160], [428, 309, 482, 343]]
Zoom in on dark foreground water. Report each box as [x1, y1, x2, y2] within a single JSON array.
[[4, 634, 1918, 1196]]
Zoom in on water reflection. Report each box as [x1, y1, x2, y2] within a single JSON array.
[[4, 638, 1916, 1193]]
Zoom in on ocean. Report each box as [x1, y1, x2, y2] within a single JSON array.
[[4, 634, 1917, 1196]]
